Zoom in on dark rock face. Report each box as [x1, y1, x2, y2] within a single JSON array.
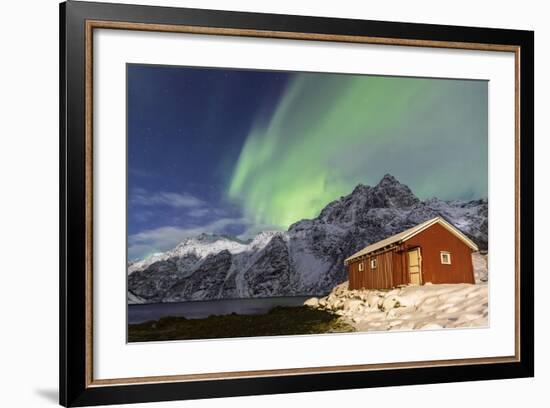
[[128, 254, 199, 302], [243, 235, 291, 297], [164, 250, 232, 302], [128, 175, 488, 303]]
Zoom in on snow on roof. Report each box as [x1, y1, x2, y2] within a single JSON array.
[[344, 217, 479, 264]]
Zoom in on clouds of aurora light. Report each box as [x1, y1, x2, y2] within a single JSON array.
[[227, 73, 488, 229]]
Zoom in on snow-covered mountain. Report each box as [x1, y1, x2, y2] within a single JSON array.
[[128, 174, 488, 304], [128, 233, 252, 275]]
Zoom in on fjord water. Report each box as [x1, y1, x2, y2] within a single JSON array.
[[128, 296, 312, 324]]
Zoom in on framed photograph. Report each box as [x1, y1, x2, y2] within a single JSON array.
[[60, 1, 534, 406]]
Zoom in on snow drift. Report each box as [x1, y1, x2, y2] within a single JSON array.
[[305, 282, 488, 331]]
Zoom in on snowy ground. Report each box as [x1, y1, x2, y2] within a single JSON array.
[[305, 281, 488, 332]]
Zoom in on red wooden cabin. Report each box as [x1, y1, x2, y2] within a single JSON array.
[[345, 217, 478, 290]]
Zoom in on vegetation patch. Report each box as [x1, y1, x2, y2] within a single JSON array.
[[128, 306, 354, 342]]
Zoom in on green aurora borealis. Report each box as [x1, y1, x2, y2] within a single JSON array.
[[228, 73, 488, 229]]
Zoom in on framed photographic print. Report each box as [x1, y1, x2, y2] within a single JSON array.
[[60, 1, 534, 406]]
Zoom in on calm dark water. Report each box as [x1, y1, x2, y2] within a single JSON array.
[[128, 296, 312, 324]]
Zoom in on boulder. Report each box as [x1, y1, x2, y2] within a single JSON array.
[[304, 297, 319, 308], [343, 299, 364, 312]]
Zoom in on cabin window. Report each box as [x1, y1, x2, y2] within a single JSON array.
[[358, 262, 364, 272], [440, 251, 452, 264], [370, 258, 377, 269]]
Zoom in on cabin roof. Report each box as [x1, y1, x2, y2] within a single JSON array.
[[344, 217, 479, 264]]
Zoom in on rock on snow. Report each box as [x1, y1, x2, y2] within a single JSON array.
[[306, 282, 488, 332]]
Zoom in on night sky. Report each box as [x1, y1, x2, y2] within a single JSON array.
[[128, 64, 488, 260]]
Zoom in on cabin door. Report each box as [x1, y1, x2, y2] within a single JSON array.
[[407, 248, 422, 285]]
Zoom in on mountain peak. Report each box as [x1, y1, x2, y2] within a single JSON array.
[[345, 175, 419, 209], [370, 174, 419, 208], [314, 175, 419, 226], [377, 173, 400, 187]]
